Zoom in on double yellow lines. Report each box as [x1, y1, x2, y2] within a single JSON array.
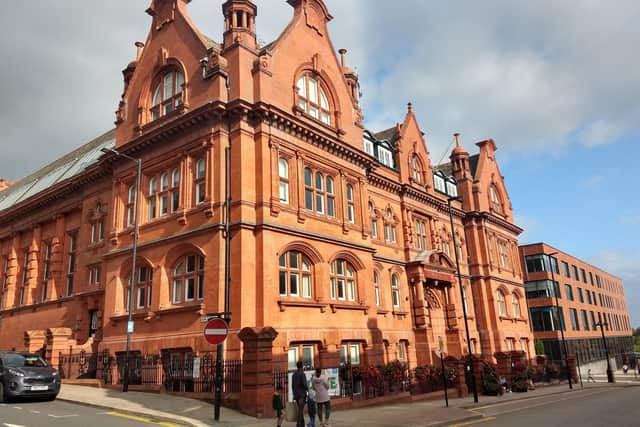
[[106, 411, 181, 427]]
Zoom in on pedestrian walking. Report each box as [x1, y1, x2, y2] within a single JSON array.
[[292, 361, 308, 427], [312, 368, 331, 427], [623, 363, 629, 374], [307, 387, 317, 427], [587, 369, 596, 383], [272, 384, 285, 427]]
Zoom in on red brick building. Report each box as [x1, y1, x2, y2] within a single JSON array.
[[0, 0, 533, 383], [520, 243, 633, 365]]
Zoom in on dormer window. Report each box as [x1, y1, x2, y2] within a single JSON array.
[[363, 138, 374, 156], [433, 171, 458, 197], [296, 74, 331, 125], [378, 146, 394, 168], [151, 70, 184, 121], [434, 172, 446, 193]]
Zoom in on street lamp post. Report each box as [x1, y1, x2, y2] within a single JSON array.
[[101, 147, 141, 393], [447, 196, 478, 403], [596, 314, 615, 383], [547, 251, 572, 389]]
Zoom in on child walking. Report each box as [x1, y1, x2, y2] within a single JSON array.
[[307, 387, 317, 427], [272, 384, 285, 427]]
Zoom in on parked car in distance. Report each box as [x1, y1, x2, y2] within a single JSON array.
[[0, 351, 60, 402]]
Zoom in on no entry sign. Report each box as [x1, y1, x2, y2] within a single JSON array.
[[204, 318, 229, 345]]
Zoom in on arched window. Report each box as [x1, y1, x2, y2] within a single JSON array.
[[148, 176, 158, 220], [391, 274, 400, 307], [171, 167, 180, 212], [489, 185, 503, 214], [411, 155, 422, 184], [304, 168, 313, 210], [195, 158, 206, 204], [512, 294, 521, 318], [296, 74, 331, 125], [496, 290, 506, 316], [135, 266, 153, 310], [278, 251, 312, 298], [172, 254, 204, 304], [330, 259, 356, 301], [151, 70, 184, 121], [126, 185, 135, 227], [159, 172, 169, 216], [346, 184, 355, 223], [373, 271, 380, 306], [278, 158, 289, 204], [326, 177, 335, 217], [462, 286, 469, 314], [315, 172, 324, 214]]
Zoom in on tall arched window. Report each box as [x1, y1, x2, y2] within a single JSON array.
[[512, 294, 521, 318], [326, 177, 335, 217], [171, 167, 180, 212], [296, 74, 331, 125], [159, 172, 169, 216], [496, 290, 506, 316], [148, 176, 158, 220], [126, 185, 135, 227], [462, 286, 469, 314], [278, 251, 312, 298], [346, 184, 355, 224], [330, 259, 356, 301], [315, 172, 325, 214], [391, 274, 400, 307], [278, 158, 289, 204], [195, 158, 206, 204], [134, 266, 153, 310], [151, 70, 184, 121], [373, 271, 380, 306], [489, 185, 503, 214], [172, 254, 204, 304], [411, 155, 422, 184]]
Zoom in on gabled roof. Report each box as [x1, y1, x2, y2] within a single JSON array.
[[0, 129, 115, 213], [434, 153, 480, 178], [372, 127, 399, 146]]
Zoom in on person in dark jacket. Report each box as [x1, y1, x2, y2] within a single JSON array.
[[291, 361, 308, 427], [272, 384, 284, 427]]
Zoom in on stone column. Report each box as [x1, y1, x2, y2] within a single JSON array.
[[46, 327, 73, 370], [566, 354, 578, 383], [24, 330, 46, 355], [238, 327, 278, 418], [494, 351, 512, 385]]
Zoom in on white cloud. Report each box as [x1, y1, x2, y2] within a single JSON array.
[[1, 0, 639, 180]]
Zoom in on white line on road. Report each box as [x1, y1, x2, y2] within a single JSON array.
[[181, 405, 203, 413], [3, 424, 26, 427], [11, 406, 22, 410], [28, 410, 40, 414], [48, 414, 79, 418]]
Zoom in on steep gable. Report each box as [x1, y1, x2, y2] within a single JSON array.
[[394, 103, 433, 186], [472, 139, 514, 222]]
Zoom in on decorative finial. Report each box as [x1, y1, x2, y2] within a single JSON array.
[[454, 132, 461, 147], [339, 48, 347, 68], [407, 102, 413, 112], [135, 42, 145, 61]]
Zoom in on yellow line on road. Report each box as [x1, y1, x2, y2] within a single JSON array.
[[106, 411, 180, 427], [449, 417, 497, 427]]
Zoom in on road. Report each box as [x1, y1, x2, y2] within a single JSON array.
[[455, 385, 640, 427], [0, 399, 180, 427]]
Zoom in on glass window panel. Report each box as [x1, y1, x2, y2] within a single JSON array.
[[302, 275, 311, 298], [289, 252, 299, 269], [327, 198, 335, 217], [326, 177, 334, 194], [175, 71, 184, 94], [186, 278, 195, 300], [163, 73, 173, 101], [152, 84, 161, 106], [279, 271, 287, 295], [288, 348, 298, 370], [308, 78, 318, 102], [321, 112, 331, 125], [319, 90, 329, 109], [296, 77, 305, 96], [309, 105, 319, 119], [290, 273, 299, 296], [278, 158, 288, 178]]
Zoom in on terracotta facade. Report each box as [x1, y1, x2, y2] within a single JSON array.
[[519, 243, 633, 364], [0, 0, 534, 370]]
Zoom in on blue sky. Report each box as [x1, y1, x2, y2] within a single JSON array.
[[0, 1, 638, 326]]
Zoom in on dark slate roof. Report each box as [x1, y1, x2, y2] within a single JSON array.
[[0, 129, 115, 213], [434, 154, 480, 178], [372, 127, 399, 145]]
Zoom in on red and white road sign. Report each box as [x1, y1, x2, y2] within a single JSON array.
[[203, 318, 229, 345]]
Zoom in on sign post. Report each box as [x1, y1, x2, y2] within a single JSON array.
[[438, 336, 448, 407], [204, 317, 229, 421]]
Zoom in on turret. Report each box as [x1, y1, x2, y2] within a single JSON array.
[[222, 0, 258, 50]]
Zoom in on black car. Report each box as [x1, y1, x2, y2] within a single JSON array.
[[0, 352, 60, 402]]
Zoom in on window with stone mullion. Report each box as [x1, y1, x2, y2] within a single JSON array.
[[330, 259, 356, 302], [151, 70, 184, 121], [172, 254, 204, 304], [279, 251, 312, 298]]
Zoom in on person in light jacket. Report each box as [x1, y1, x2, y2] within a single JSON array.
[[312, 368, 331, 427]]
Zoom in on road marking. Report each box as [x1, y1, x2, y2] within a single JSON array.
[[485, 389, 608, 416], [449, 417, 496, 427], [106, 412, 181, 427], [48, 414, 79, 418], [29, 410, 40, 414], [181, 405, 202, 413], [3, 423, 26, 427], [11, 406, 22, 410]]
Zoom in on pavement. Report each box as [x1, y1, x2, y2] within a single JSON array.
[[57, 369, 640, 427]]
